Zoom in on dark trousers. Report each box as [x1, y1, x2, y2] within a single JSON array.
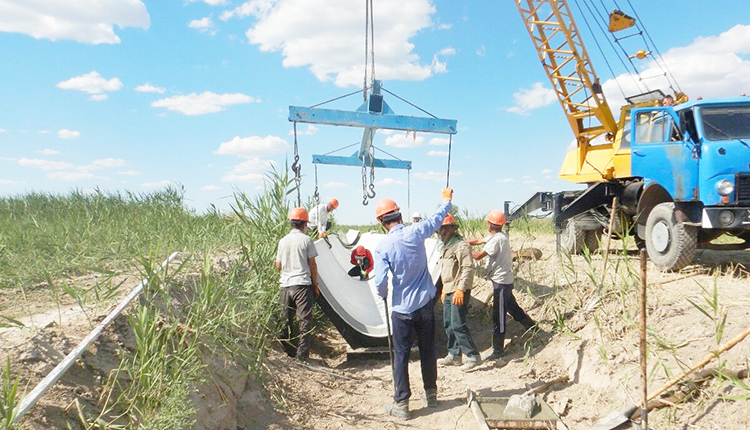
[[279, 285, 314, 359], [443, 291, 479, 358], [492, 282, 529, 351], [391, 301, 437, 403]]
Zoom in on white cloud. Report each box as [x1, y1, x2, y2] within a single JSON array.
[[289, 124, 318, 136], [602, 24, 750, 111], [322, 182, 348, 189], [90, 94, 108, 101], [118, 170, 140, 176], [0, 1, 149, 44], [152, 91, 256, 115], [414, 171, 460, 182], [385, 132, 426, 148], [0, 128, 6, 133], [507, 82, 557, 114], [428, 137, 450, 146], [496, 178, 515, 183], [431, 55, 447, 74], [189, 17, 215, 34], [437, 23, 451, 30], [135, 83, 166, 94], [522, 178, 537, 185], [58, 129, 80, 139], [48, 170, 98, 181], [438, 47, 456, 56], [38, 130, 51, 134], [0, 179, 24, 185], [57, 71, 123, 95], [222, 158, 276, 183], [202, 185, 221, 191], [476, 45, 486, 57], [215, 135, 289, 158], [427, 150, 448, 157], [18, 158, 73, 171], [188, 0, 227, 5], [541, 169, 552, 174], [236, 0, 436, 87], [38, 149, 59, 155], [142, 180, 172, 188], [90, 158, 126, 168], [377, 177, 407, 186]]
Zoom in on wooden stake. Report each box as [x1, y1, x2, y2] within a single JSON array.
[[639, 249, 648, 429]]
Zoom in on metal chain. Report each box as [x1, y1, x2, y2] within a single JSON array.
[[367, 146, 376, 198], [361, 155, 369, 205], [292, 122, 302, 207], [313, 163, 320, 205]]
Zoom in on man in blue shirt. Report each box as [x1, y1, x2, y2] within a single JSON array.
[[373, 187, 453, 420]]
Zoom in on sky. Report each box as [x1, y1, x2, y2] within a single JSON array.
[[1, 0, 750, 225]]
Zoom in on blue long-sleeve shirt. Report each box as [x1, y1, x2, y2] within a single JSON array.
[[373, 201, 452, 314]]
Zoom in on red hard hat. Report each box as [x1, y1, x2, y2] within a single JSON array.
[[288, 207, 309, 222], [329, 198, 339, 209], [353, 245, 366, 256], [442, 213, 457, 226], [486, 209, 506, 226], [375, 199, 400, 219]]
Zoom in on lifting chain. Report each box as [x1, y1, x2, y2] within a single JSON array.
[[368, 146, 376, 198], [361, 155, 370, 205], [292, 122, 302, 207], [313, 163, 320, 205], [361, 146, 377, 206]]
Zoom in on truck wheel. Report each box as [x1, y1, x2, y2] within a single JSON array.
[[559, 221, 600, 254], [645, 202, 697, 271]]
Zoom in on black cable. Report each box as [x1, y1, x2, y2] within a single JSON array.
[[381, 87, 438, 119]]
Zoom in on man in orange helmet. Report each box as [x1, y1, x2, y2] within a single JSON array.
[[468, 209, 536, 362], [309, 198, 339, 239], [373, 187, 453, 420], [436, 213, 481, 372], [275, 207, 319, 362]]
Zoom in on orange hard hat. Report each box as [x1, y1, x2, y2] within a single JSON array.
[[375, 199, 400, 219], [329, 198, 339, 209], [486, 209, 506, 226], [288, 207, 309, 222], [442, 213, 457, 226]]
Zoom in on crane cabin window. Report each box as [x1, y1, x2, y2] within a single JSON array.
[[701, 106, 750, 141], [634, 110, 680, 144]]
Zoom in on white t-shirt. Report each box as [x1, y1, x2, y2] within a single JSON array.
[[276, 229, 318, 287], [308, 203, 329, 233], [483, 232, 513, 285]]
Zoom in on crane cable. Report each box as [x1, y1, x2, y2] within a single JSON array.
[[292, 122, 302, 207]]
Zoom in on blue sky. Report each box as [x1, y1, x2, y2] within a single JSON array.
[[1, 0, 749, 225]]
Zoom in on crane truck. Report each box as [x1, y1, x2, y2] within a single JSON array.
[[507, 0, 750, 271]]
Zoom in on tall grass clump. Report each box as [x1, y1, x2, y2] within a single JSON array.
[[0, 186, 243, 291]]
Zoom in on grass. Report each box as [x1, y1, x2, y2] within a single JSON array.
[[0, 186, 242, 292]]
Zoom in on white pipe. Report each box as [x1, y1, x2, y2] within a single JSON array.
[[13, 252, 180, 422]]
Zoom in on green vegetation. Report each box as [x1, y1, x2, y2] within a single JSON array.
[[0, 186, 242, 290]]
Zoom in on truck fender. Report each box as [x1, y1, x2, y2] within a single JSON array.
[[636, 183, 672, 238]]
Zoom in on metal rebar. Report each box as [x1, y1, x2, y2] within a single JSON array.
[[639, 249, 648, 429]]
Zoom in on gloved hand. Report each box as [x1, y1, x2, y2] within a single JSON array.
[[441, 291, 446, 303], [318, 232, 328, 239], [452, 289, 465, 306], [442, 187, 453, 202]]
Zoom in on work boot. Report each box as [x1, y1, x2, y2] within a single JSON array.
[[437, 353, 461, 366], [422, 388, 438, 408], [460, 355, 482, 373], [385, 400, 410, 420], [490, 332, 506, 359], [520, 316, 538, 332]]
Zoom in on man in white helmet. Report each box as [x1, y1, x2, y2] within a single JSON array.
[[308, 198, 339, 239], [411, 212, 422, 224]]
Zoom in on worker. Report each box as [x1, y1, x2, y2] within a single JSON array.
[[436, 213, 481, 372], [412, 212, 422, 223], [467, 210, 536, 361], [348, 245, 373, 280], [308, 198, 339, 239], [374, 187, 453, 420], [275, 207, 319, 362], [662, 94, 675, 106]]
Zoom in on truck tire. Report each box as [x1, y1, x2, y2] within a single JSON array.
[[559, 221, 601, 254], [645, 202, 697, 271]]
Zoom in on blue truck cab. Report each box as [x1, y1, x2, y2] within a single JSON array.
[[630, 98, 750, 269]]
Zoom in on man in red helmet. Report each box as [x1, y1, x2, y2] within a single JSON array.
[[275, 207, 319, 362], [468, 209, 536, 361], [309, 198, 339, 239], [348, 245, 374, 280], [373, 187, 453, 420], [436, 213, 481, 372]]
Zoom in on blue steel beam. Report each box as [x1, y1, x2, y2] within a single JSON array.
[[289, 106, 457, 135], [312, 154, 411, 170]]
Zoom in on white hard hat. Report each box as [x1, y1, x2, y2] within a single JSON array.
[[412, 212, 421, 218]]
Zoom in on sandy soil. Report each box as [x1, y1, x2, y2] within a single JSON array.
[[3, 235, 750, 430]]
